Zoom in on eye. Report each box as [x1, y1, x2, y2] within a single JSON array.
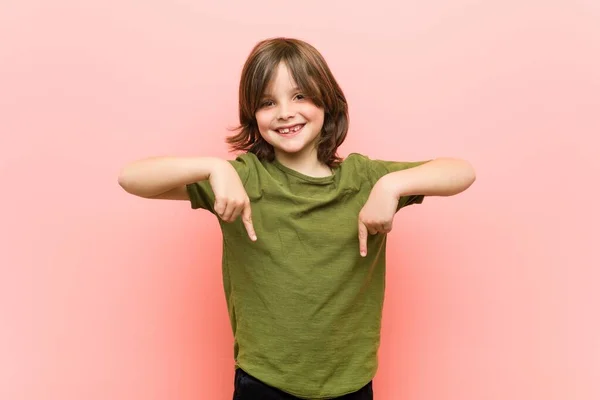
[[294, 93, 306, 100], [260, 100, 275, 108]]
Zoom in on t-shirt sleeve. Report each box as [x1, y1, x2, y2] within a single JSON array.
[[185, 155, 251, 214], [362, 155, 431, 210]]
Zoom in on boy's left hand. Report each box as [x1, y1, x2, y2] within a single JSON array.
[[358, 176, 399, 257]]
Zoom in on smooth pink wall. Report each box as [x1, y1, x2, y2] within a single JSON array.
[[1, 1, 598, 399]]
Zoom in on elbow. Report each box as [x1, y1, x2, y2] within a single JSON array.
[[465, 161, 476, 186], [460, 160, 476, 192], [117, 167, 136, 194], [117, 166, 160, 198], [438, 158, 476, 195]]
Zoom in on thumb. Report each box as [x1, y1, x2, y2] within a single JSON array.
[[358, 220, 368, 257], [241, 202, 257, 241]]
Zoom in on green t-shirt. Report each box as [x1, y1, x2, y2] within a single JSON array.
[[186, 152, 426, 399]]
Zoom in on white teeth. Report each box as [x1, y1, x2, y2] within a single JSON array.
[[278, 125, 302, 134]]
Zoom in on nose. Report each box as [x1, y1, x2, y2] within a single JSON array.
[[277, 102, 295, 120]]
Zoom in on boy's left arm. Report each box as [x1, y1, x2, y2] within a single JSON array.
[[380, 157, 476, 198], [358, 157, 476, 256]]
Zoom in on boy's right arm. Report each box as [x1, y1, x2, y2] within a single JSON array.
[[117, 156, 256, 240], [117, 156, 219, 200]]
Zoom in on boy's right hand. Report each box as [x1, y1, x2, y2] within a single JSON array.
[[209, 160, 257, 241]]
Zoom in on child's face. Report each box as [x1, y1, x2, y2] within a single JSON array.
[[255, 62, 325, 163]]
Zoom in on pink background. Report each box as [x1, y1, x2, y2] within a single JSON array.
[[1, 0, 599, 399]]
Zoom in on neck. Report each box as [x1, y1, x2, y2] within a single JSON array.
[[274, 149, 332, 178]]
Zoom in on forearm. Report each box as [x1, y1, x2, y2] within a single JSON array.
[[117, 156, 223, 198], [380, 157, 476, 198]]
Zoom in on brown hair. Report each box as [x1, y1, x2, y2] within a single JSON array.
[[227, 37, 349, 167]]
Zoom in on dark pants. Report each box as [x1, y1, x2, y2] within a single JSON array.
[[233, 368, 374, 400]]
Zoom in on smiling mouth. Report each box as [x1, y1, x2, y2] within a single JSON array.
[[276, 124, 305, 134]]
